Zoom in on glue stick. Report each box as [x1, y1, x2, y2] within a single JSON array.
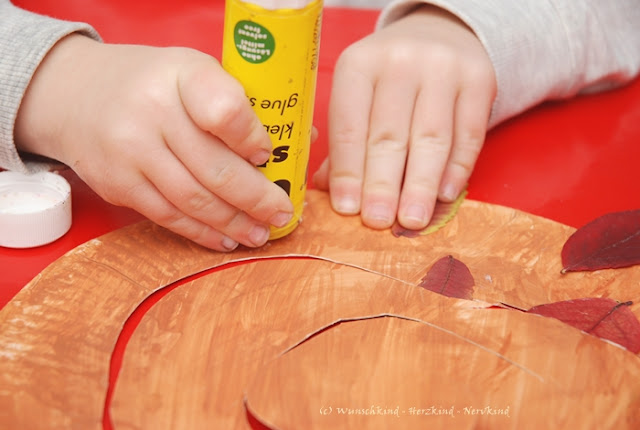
[[222, 0, 323, 239]]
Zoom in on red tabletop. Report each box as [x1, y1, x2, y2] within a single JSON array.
[[2, 0, 640, 307], [2, 3, 640, 429]]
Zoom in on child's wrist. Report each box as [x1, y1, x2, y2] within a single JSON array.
[[15, 34, 97, 162]]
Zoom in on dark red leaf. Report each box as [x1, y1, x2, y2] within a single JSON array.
[[561, 209, 640, 273], [528, 298, 640, 353], [418, 255, 474, 300], [392, 190, 467, 238]]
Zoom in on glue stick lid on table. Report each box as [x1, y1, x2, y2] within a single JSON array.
[[245, 0, 317, 9], [0, 171, 72, 248]]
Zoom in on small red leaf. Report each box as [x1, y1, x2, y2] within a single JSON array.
[[418, 255, 474, 300], [392, 190, 467, 238], [528, 298, 640, 353], [561, 209, 640, 273]]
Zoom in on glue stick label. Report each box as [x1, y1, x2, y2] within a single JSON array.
[[222, 0, 323, 240]]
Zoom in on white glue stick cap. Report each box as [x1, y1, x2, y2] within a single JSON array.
[[245, 0, 317, 9], [0, 171, 72, 248]]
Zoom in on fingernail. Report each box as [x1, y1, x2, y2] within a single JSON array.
[[249, 225, 270, 246], [365, 203, 392, 224], [441, 183, 458, 202], [221, 236, 239, 251], [250, 149, 270, 166], [403, 204, 427, 224], [334, 196, 359, 215], [270, 211, 293, 228]]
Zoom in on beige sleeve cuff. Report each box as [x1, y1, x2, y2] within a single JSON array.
[[376, 0, 640, 128], [0, 2, 101, 173]]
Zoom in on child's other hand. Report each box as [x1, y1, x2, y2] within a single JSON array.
[[314, 5, 496, 230], [15, 35, 293, 251]]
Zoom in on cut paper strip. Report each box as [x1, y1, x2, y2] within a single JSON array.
[[111, 258, 640, 429], [0, 231, 231, 430], [245, 316, 640, 430], [109, 259, 483, 429]]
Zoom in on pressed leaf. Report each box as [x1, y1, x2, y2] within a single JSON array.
[[528, 298, 640, 353], [392, 189, 467, 238], [561, 209, 640, 273], [418, 255, 474, 300]]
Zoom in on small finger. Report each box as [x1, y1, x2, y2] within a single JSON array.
[[439, 75, 495, 201], [178, 58, 272, 166], [142, 146, 274, 248], [122, 177, 243, 252], [397, 82, 456, 230], [360, 70, 417, 229], [163, 118, 293, 230], [327, 49, 374, 215]]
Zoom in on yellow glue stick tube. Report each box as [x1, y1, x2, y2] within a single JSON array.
[[222, 0, 323, 240]]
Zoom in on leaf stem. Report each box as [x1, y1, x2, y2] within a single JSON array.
[[586, 300, 633, 333]]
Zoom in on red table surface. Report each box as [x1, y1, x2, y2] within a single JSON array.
[[2, 2, 640, 428], [2, 1, 640, 308]]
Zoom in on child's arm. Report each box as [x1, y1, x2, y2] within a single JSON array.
[[315, 0, 640, 231], [379, 0, 640, 126], [0, 0, 100, 173]]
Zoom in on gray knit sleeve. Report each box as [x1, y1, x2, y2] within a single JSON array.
[[0, 0, 101, 173], [377, 0, 640, 128]]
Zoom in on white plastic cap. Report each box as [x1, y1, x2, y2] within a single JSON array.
[[0, 171, 72, 248]]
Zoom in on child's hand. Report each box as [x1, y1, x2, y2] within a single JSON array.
[[15, 35, 293, 251], [314, 5, 496, 230]]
